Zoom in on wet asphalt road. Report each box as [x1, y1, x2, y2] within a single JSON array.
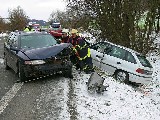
[[0, 36, 78, 120]]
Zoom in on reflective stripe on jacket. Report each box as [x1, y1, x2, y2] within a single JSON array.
[[69, 36, 91, 60], [24, 28, 30, 32]]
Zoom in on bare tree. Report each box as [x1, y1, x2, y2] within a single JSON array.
[[66, 0, 160, 54], [8, 6, 28, 31], [0, 17, 7, 32]]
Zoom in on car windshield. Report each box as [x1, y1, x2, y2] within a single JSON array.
[[33, 26, 40, 29], [137, 54, 153, 68], [20, 34, 57, 49], [51, 23, 60, 28]]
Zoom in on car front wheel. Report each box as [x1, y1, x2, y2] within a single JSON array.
[[18, 62, 27, 82], [114, 70, 129, 84], [63, 68, 73, 78], [4, 57, 10, 70]]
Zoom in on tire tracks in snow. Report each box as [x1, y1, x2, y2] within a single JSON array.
[[67, 68, 79, 120]]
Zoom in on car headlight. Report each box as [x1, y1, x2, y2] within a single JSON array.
[[25, 60, 45, 65]]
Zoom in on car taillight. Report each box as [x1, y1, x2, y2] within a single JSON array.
[[136, 68, 153, 75], [136, 68, 144, 74]]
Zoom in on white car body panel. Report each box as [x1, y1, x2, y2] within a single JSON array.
[[90, 49, 103, 68]]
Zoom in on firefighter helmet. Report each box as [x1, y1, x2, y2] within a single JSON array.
[[62, 28, 69, 34], [71, 29, 78, 34]]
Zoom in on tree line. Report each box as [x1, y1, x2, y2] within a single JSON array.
[[62, 0, 160, 54], [0, 6, 28, 32], [0, 1, 160, 55]]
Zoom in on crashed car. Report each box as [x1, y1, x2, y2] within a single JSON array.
[[90, 41, 153, 85], [4, 31, 73, 82]]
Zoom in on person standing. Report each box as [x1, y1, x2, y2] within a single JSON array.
[[69, 29, 94, 73], [61, 28, 70, 43], [24, 23, 35, 32]]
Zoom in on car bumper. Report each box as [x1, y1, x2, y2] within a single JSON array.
[[129, 73, 152, 85], [49, 31, 62, 37], [23, 62, 72, 78]]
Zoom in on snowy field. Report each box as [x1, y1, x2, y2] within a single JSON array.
[[70, 54, 160, 120]]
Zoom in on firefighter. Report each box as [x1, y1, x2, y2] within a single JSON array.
[[69, 29, 94, 73], [61, 28, 70, 43], [24, 26, 30, 32], [24, 23, 35, 32]]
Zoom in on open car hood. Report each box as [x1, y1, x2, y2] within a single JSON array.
[[21, 43, 71, 60]]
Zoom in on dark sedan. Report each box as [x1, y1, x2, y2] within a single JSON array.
[[4, 31, 73, 82]]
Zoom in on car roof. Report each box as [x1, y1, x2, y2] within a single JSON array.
[[100, 41, 140, 55], [9, 31, 49, 36], [19, 31, 49, 36]]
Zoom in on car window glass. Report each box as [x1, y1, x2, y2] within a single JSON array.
[[137, 54, 153, 68], [108, 46, 126, 59], [12, 36, 18, 48], [20, 34, 57, 49], [51, 23, 60, 28], [8, 35, 18, 47], [97, 43, 107, 53], [104, 43, 112, 53], [91, 43, 102, 52], [91, 42, 110, 53], [126, 52, 136, 64]]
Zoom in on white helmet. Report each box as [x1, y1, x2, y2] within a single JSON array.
[[28, 22, 33, 26], [62, 28, 69, 34]]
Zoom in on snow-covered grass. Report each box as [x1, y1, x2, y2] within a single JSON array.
[[71, 54, 160, 120], [0, 33, 8, 37]]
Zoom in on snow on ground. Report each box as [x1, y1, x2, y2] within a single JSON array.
[[0, 58, 4, 64], [0, 33, 8, 38], [72, 56, 160, 120]]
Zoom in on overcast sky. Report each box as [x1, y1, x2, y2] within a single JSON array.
[[0, 0, 66, 21]]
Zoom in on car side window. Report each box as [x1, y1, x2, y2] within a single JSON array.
[[8, 34, 18, 48], [97, 43, 107, 53], [90, 43, 99, 50], [107, 46, 126, 60], [137, 54, 152, 68], [12, 37, 18, 48], [126, 52, 136, 64], [91, 43, 105, 53], [104, 43, 112, 53]]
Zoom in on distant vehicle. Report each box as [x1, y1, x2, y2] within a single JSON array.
[[32, 23, 41, 31], [28, 22, 41, 31], [4, 32, 73, 82], [90, 41, 153, 85], [49, 22, 62, 39]]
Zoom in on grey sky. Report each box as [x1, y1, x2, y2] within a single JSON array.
[[0, 0, 66, 21]]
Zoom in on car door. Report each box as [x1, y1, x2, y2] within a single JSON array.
[[90, 42, 106, 68], [101, 45, 127, 75], [4, 40, 12, 68], [9, 36, 19, 72]]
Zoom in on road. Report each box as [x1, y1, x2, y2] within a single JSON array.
[[0, 36, 78, 120]]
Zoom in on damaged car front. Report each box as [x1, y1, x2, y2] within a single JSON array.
[[4, 32, 73, 82]]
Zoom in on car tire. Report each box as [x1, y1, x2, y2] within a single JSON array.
[[114, 70, 129, 84], [18, 62, 27, 82], [63, 68, 73, 78], [4, 58, 10, 70]]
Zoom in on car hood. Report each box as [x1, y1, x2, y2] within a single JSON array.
[[21, 43, 71, 60]]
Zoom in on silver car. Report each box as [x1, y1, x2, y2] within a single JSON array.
[[90, 41, 153, 85]]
